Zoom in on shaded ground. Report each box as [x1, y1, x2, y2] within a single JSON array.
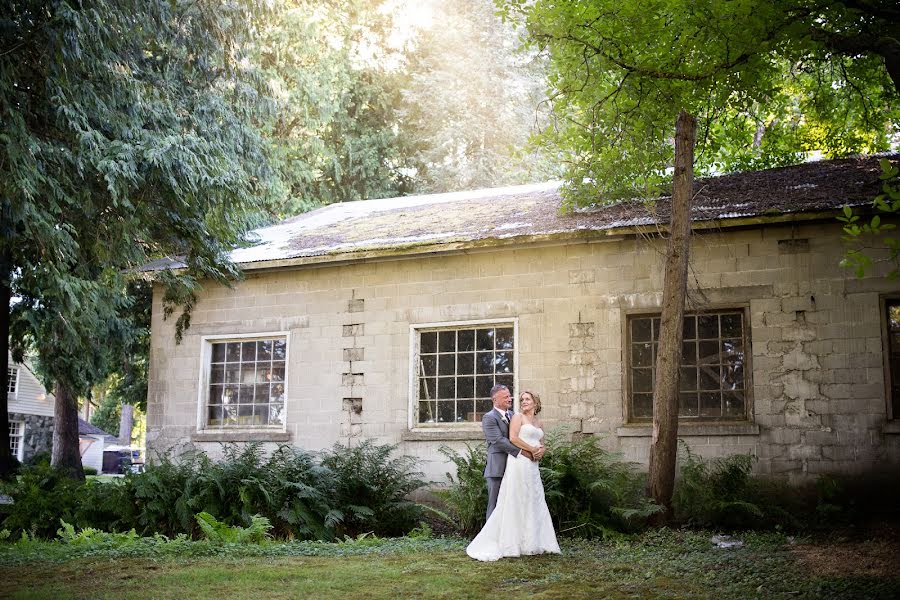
[[790, 520, 900, 579], [1, 529, 898, 600]]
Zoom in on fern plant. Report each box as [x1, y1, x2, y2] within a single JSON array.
[[671, 442, 799, 530], [540, 429, 660, 538], [438, 430, 659, 539], [321, 440, 425, 537], [436, 444, 488, 535], [194, 512, 272, 544]]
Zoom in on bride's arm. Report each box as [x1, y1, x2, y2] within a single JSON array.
[[509, 414, 540, 453]]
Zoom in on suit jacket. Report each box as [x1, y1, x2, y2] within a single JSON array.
[[482, 409, 521, 478]]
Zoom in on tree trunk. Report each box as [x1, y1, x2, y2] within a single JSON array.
[[51, 381, 85, 480], [0, 201, 14, 478], [646, 110, 697, 519], [118, 403, 134, 446]]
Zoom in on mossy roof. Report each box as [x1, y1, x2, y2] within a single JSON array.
[[144, 154, 893, 272]]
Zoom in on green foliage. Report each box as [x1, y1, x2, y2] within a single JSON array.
[[839, 158, 900, 279], [259, 0, 415, 215], [89, 394, 121, 438], [0, 462, 83, 538], [438, 430, 659, 538], [436, 444, 489, 535], [2, 442, 424, 541], [540, 430, 660, 538], [3, 0, 281, 399], [195, 512, 272, 545], [672, 444, 800, 530], [400, 0, 558, 192], [322, 440, 426, 537], [500, 0, 898, 205], [57, 520, 140, 547]]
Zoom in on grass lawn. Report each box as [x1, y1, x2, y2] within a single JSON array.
[[1, 529, 898, 599]]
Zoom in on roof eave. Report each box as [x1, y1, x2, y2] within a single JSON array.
[[235, 208, 848, 273]]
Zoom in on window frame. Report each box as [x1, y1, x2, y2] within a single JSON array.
[[7, 367, 18, 397], [9, 420, 24, 462], [622, 306, 753, 424], [408, 318, 519, 430], [880, 296, 900, 421], [196, 331, 290, 432]]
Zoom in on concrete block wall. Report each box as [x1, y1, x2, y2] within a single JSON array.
[[146, 222, 900, 483]]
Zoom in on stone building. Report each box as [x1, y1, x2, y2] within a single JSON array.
[[7, 353, 54, 464], [146, 155, 900, 483]]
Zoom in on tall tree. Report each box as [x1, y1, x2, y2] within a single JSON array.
[[400, 0, 558, 192], [503, 0, 898, 514], [259, 0, 415, 215], [2, 0, 279, 478]]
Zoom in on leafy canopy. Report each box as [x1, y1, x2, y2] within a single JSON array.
[[500, 0, 898, 204], [2, 0, 279, 393]]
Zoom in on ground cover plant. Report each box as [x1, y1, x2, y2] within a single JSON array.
[[1, 527, 897, 599]]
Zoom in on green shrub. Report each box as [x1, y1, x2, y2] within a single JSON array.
[[540, 430, 660, 538], [191, 444, 338, 540], [74, 477, 139, 533], [0, 463, 84, 538], [438, 430, 658, 538], [322, 440, 425, 537], [82, 467, 98, 476], [436, 444, 488, 535], [671, 443, 801, 531], [257, 445, 338, 540], [126, 449, 209, 537]]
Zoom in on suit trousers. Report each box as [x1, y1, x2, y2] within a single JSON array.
[[486, 476, 503, 520]]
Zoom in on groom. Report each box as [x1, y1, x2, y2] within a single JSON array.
[[482, 384, 543, 519]]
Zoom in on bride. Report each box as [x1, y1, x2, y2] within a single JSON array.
[[466, 390, 561, 561]]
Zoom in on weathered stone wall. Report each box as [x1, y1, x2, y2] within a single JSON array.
[[146, 221, 900, 482], [9, 412, 54, 464]]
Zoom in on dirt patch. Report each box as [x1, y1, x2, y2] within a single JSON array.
[[791, 537, 900, 578]]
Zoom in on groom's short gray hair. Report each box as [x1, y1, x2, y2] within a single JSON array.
[[489, 384, 509, 398]]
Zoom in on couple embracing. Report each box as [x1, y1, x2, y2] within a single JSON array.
[[466, 384, 561, 561]]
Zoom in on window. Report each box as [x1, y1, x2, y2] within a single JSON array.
[[627, 310, 748, 421], [414, 323, 515, 425], [204, 336, 287, 429], [884, 300, 900, 420], [7, 367, 17, 395], [9, 421, 23, 461]]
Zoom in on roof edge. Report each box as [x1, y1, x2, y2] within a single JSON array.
[[237, 208, 852, 273]]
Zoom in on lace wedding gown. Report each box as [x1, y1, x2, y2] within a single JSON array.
[[466, 423, 561, 561]]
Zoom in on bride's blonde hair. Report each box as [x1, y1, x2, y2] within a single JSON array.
[[520, 390, 541, 415]]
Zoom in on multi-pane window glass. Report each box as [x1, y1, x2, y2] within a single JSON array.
[[885, 301, 900, 420], [416, 325, 514, 424], [7, 367, 17, 395], [629, 311, 747, 421], [9, 421, 23, 460], [206, 338, 286, 428]]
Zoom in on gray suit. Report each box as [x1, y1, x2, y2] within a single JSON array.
[[482, 408, 521, 519]]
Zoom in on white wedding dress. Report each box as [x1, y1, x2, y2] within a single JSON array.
[[466, 423, 561, 561]]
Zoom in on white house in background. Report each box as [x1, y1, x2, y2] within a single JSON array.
[[7, 353, 54, 464], [77, 418, 115, 474]]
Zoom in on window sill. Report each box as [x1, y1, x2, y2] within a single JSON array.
[[401, 428, 484, 442], [191, 430, 291, 443], [616, 422, 760, 437], [883, 422, 900, 435]]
